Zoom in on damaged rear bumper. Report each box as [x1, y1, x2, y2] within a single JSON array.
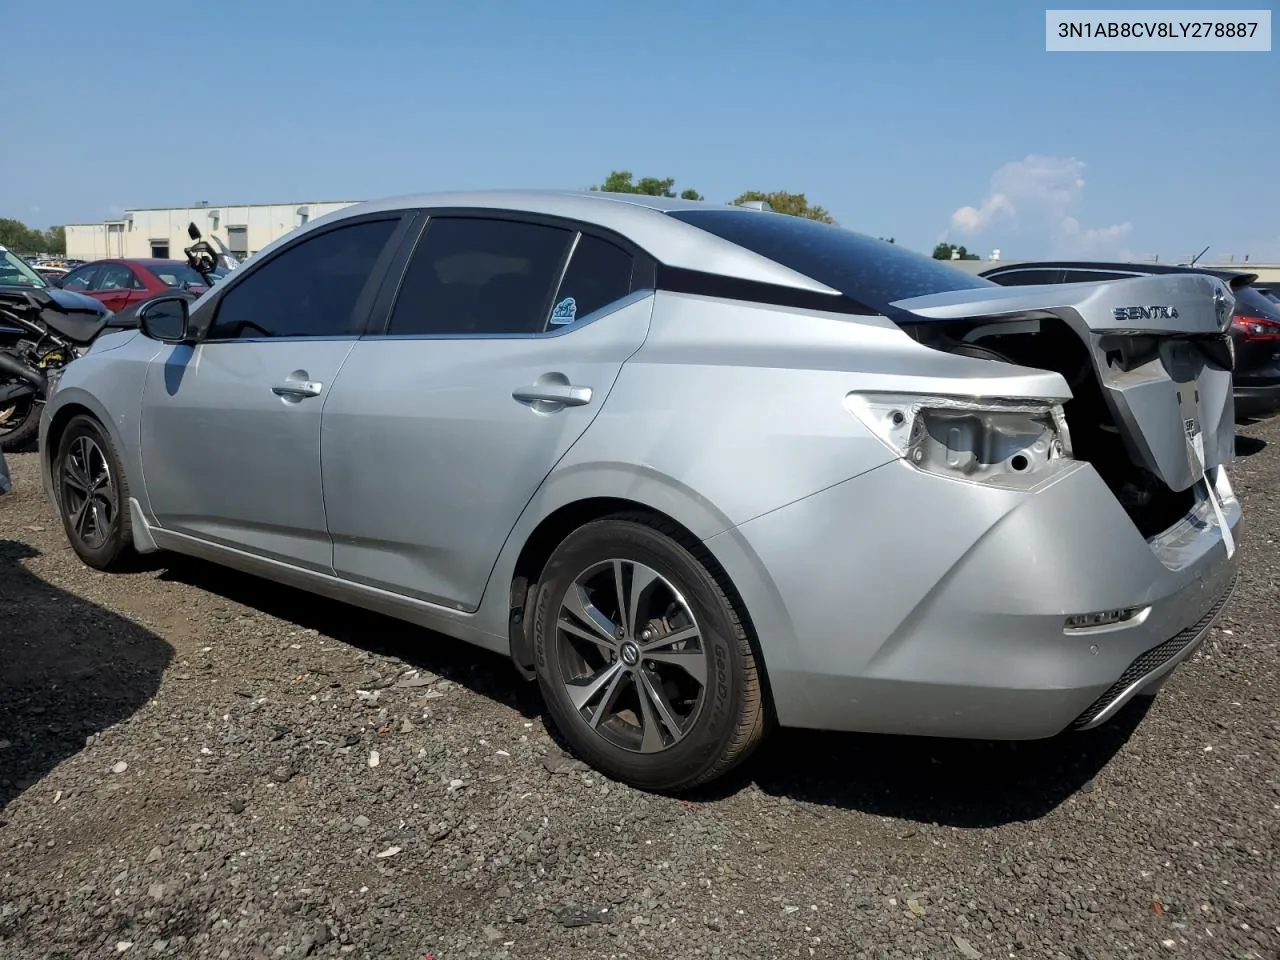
[[707, 458, 1241, 740]]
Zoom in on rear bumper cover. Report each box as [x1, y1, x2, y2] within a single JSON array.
[[707, 459, 1241, 740]]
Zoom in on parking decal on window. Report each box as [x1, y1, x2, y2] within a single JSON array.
[[549, 296, 577, 326]]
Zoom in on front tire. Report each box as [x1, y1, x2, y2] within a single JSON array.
[[55, 415, 134, 570], [532, 516, 767, 792]]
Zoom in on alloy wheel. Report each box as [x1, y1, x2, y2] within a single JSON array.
[[556, 559, 709, 754], [61, 434, 118, 550]]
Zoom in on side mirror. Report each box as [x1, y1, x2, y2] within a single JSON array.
[[138, 296, 191, 343], [187, 222, 202, 241]]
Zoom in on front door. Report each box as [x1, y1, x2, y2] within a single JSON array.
[[89, 262, 140, 313], [322, 215, 650, 610], [139, 215, 405, 571]]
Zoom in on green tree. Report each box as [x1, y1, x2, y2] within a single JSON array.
[[732, 191, 834, 224], [591, 170, 704, 201], [0, 218, 66, 255], [932, 242, 978, 261], [44, 225, 66, 255]]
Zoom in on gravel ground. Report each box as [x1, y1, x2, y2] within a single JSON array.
[[1, 424, 1278, 960]]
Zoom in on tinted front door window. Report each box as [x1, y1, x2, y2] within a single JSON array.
[[387, 217, 573, 336], [207, 219, 399, 340], [61, 265, 100, 292]]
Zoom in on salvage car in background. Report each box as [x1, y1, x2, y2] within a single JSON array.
[[38, 191, 1241, 791], [54, 258, 210, 313], [981, 261, 1280, 418]]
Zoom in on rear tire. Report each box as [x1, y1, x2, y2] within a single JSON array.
[[0, 397, 40, 451], [532, 515, 767, 792], [54, 415, 135, 570]]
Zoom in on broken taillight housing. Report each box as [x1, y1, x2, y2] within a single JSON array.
[[1230, 314, 1280, 341], [846, 392, 1074, 489]]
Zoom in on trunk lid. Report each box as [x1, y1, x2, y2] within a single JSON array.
[[890, 273, 1236, 495]]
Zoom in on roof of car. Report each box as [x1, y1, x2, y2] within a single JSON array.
[[271, 190, 846, 295]]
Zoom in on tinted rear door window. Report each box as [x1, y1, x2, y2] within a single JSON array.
[[387, 217, 573, 336], [665, 209, 993, 313], [546, 234, 634, 329]]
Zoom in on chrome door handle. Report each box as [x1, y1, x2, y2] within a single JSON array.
[[512, 384, 592, 406], [272, 380, 323, 400]]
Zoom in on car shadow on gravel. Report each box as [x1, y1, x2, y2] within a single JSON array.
[[0, 540, 173, 814], [1235, 434, 1267, 457], [696, 697, 1153, 827], [156, 557, 545, 719], [152, 556, 1150, 826]]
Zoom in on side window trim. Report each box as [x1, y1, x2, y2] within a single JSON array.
[[196, 211, 411, 343], [538, 230, 580, 332], [366, 209, 654, 340]]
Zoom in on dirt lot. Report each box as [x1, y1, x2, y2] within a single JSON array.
[[1, 425, 1278, 960]]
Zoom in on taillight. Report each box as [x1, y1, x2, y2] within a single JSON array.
[[1230, 314, 1280, 341]]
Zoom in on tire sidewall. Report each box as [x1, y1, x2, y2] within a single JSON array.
[[0, 397, 40, 451], [55, 415, 128, 568], [533, 520, 743, 791]]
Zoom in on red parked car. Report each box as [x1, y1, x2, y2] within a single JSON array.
[[55, 258, 210, 313]]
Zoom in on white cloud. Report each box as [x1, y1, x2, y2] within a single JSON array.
[[948, 154, 1132, 256]]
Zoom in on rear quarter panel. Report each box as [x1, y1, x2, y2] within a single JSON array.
[[466, 292, 1070, 636]]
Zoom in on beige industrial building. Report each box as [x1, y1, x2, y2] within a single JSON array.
[[64, 200, 362, 262]]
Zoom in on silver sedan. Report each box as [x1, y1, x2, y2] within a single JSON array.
[[39, 191, 1241, 790]]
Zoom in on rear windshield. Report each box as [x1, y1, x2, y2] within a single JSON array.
[[1236, 286, 1280, 321], [666, 209, 993, 312]]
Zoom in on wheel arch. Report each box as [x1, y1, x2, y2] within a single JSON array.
[[502, 492, 777, 725], [41, 393, 127, 505]]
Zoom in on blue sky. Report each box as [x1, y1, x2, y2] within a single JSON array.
[[2, 0, 1276, 260]]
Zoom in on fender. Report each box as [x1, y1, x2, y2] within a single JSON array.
[[40, 385, 147, 521], [474, 460, 753, 675]]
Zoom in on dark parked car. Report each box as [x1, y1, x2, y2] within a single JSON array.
[[54, 258, 210, 313], [981, 261, 1280, 418]]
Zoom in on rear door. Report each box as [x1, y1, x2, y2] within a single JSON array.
[[321, 213, 652, 610], [140, 213, 408, 571]]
